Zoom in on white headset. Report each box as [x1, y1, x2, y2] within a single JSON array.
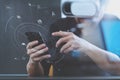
[[61, 0, 101, 18]]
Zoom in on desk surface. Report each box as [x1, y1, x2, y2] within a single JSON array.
[[0, 76, 120, 80]]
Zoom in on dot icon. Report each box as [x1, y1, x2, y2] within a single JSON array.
[[16, 15, 21, 19], [52, 11, 56, 16], [21, 43, 26, 46], [37, 19, 43, 24], [28, 3, 32, 6]]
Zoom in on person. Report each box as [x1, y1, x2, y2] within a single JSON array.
[[26, 0, 120, 77]]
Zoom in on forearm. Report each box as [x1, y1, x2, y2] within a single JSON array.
[[26, 59, 44, 77], [82, 41, 120, 74]]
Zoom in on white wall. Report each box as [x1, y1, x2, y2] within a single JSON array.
[[105, 0, 120, 19]]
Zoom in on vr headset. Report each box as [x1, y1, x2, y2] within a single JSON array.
[[61, 0, 99, 18]]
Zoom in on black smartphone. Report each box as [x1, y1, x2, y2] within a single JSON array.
[[25, 32, 44, 44], [25, 32, 49, 55]]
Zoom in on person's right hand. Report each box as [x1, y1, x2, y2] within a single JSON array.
[[26, 40, 51, 63]]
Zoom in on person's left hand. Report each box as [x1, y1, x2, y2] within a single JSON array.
[[52, 31, 88, 54]]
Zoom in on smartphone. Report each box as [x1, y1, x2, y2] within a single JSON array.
[[25, 32, 49, 55], [25, 32, 44, 44]]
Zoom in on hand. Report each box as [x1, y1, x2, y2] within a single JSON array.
[[26, 40, 51, 63], [52, 31, 89, 54]]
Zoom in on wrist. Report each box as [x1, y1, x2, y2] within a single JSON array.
[[79, 39, 96, 53], [29, 58, 39, 65]]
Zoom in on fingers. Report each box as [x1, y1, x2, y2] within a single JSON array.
[[64, 47, 74, 54], [31, 54, 51, 62], [52, 31, 72, 37], [30, 47, 48, 58], [56, 36, 72, 47], [52, 31, 74, 48], [26, 40, 38, 49], [60, 41, 75, 54], [60, 41, 71, 53], [33, 44, 46, 50], [60, 41, 79, 54], [28, 46, 50, 63], [27, 43, 46, 55]]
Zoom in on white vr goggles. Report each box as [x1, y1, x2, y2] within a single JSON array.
[[61, 0, 100, 18]]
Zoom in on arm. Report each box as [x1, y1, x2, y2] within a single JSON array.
[[26, 59, 44, 76], [84, 42, 120, 74], [26, 41, 51, 77], [52, 31, 120, 75]]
